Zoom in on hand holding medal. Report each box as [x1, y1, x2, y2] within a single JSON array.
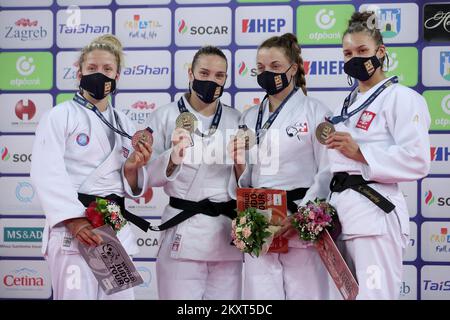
[[132, 127, 154, 150], [235, 124, 256, 150], [175, 112, 197, 147], [315, 121, 336, 145]]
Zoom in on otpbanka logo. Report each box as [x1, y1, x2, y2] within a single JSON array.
[[316, 9, 336, 30], [1, 147, 10, 161], [178, 19, 188, 34], [440, 51, 450, 81], [16, 56, 35, 76], [442, 94, 450, 115], [425, 190, 435, 206]]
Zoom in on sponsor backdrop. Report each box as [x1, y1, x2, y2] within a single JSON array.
[[0, 0, 449, 300]]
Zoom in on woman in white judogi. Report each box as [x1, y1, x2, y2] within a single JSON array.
[[125, 46, 243, 300], [230, 33, 333, 299], [31, 35, 150, 300], [325, 12, 430, 299]]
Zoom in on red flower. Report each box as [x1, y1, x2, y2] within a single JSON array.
[[86, 202, 104, 228]]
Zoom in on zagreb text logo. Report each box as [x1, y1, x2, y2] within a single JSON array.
[[1, 147, 10, 161], [3, 268, 44, 287], [425, 190, 435, 206], [16, 182, 35, 203], [4, 18, 48, 42], [15, 99, 36, 121], [440, 52, 450, 81], [242, 18, 286, 33], [4, 227, 43, 242], [304, 59, 345, 75], [377, 9, 401, 38], [431, 146, 450, 161]]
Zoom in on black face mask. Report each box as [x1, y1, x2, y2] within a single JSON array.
[[344, 55, 382, 82], [257, 64, 293, 96], [80, 72, 116, 100], [191, 78, 224, 104]]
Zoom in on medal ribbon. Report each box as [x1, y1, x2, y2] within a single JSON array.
[[255, 87, 298, 145], [328, 76, 398, 125], [177, 97, 222, 137], [73, 93, 132, 140]]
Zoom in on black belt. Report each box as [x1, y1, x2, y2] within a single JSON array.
[[286, 188, 308, 213], [78, 193, 151, 232], [147, 197, 237, 231], [150, 197, 236, 231], [329, 172, 395, 213]]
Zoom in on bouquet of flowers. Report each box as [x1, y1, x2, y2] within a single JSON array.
[[231, 207, 281, 257], [291, 198, 338, 242], [85, 198, 127, 232]]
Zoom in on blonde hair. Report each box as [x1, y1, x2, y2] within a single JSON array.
[[78, 34, 124, 73]]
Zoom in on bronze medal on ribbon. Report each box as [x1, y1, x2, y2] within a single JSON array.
[[132, 128, 153, 150], [236, 125, 256, 150], [315, 122, 335, 145], [176, 112, 197, 133]]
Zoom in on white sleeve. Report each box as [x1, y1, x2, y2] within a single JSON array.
[[30, 109, 86, 228], [144, 109, 182, 188], [122, 165, 147, 198], [360, 90, 431, 183], [300, 102, 333, 206]]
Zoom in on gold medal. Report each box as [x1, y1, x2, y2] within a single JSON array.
[[176, 112, 197, 134], [236, 125, 256, 150], [315, 122, 335, 145]]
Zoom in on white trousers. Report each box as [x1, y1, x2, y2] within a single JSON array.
[[339, 212, 407, 300], [47, 230, 134, 300], [156, 235, 242, 300], [243, 246, 331, 300]]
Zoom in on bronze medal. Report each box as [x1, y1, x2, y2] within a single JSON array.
[[315, 122, 335, 145], [132, 128, 153, 150]]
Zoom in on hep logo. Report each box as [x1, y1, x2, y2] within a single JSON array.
[[15, 99, 37, 121], [431, 146, 450, 161], [178, 19, 188, 34], [1, 147, 10, 161], [238, 62, 248, 76], [425, 190, 435, 206], [133, 187, 153, 204]]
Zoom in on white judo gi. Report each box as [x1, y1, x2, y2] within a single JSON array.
[[234, 89, 333, 300], [141, 94, 243, 300], [327, 76, 431, 299], [31, 97, 146, 300]]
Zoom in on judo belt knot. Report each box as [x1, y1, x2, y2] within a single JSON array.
[[329, 172, 395, 214]]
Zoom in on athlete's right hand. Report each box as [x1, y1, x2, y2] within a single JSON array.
[[64, 217, 103, 247], [228, 134, 246, 165], [170, 128, 192, 165]]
